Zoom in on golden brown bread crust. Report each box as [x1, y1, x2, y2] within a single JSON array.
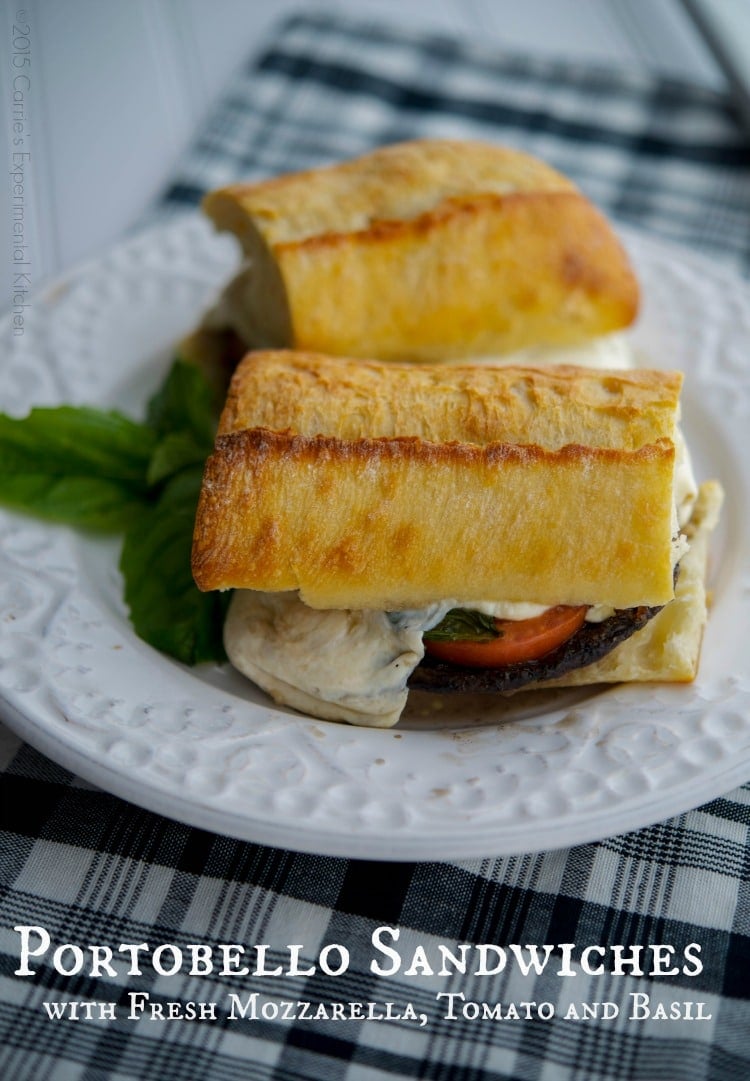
[[192, 428, 677, 611], [202, 140, 638, 361], [538, 480, 723, 686], [220, 351, 682, 450], [203, 140, 576, 246]]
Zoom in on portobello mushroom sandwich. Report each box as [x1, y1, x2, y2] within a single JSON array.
[[191, 351, 722, 727]]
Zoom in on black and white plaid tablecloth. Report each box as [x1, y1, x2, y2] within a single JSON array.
[[2, 10, 750, 1080]]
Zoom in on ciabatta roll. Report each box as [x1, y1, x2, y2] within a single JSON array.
[[195, 140, 638, 365]]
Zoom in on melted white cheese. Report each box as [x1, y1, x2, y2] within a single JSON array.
[[224, 591, 446, 728], [674, 422, 698, 528], [445, 332, 635, 370], [449, 598, 613, 623]]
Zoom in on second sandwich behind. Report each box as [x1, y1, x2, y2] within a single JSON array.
[[186, 139, 639, 374]]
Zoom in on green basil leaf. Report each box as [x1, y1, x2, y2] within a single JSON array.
[[423, 608, 502, 643], [146, 359, 218, 448], [147, 430, 211, 487], [0, 474, 148, 532], [0, 360, 226, 662], [0, 407, 155, 483], [120, 466, 229, 665], [0, 407, 154, 530]]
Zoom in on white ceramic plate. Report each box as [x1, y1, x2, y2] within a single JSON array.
[[1, 214, 748, 860]]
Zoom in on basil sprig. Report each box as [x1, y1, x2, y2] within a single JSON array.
[[0, 359, 226, 665], [423, 608, 502, 643]]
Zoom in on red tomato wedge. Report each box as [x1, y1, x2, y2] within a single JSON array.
[[424, 606, 588, 667]]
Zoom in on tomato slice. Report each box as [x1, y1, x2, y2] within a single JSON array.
[[424, 605, 588, 667]]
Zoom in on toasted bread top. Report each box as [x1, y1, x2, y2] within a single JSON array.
[[194, 354, 682, 608], [220, 351, 682, 451], [202, 140, 638, 361], [203, 139, 577, 248]]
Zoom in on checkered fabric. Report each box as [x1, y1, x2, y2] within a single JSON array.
[[2, 10, 750, 1080]]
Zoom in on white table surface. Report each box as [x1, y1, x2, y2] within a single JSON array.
[[0, 0, 726, 300]]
